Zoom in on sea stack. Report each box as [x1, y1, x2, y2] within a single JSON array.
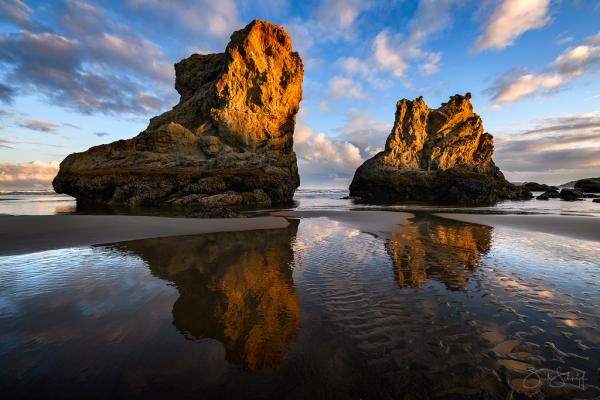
[[349, 94, 532, 205], [53, 20, 303, 211]]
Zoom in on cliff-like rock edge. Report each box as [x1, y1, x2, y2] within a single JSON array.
[[53, 20, 303, 211], [349, 94, 531, 205]]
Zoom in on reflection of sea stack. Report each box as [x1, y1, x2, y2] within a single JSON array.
[[116, 222, 300, 371], [386, 216, 492, 290], [349, 94, 532, 205], [53, 20, 303, 210]]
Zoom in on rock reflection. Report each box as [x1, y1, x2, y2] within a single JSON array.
[[115, 222, 300, 371], [386, 215, 492, 289]]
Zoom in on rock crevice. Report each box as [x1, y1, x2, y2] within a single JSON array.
[[53, 20, 302, 210]]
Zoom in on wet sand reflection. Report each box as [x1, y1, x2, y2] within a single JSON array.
[[116, 221, 300, 371], [386, 215, 492, 289]]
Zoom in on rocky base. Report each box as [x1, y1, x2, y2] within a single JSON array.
[[350, 163, 531, 205]]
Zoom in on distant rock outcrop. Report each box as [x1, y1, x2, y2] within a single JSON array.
[[574, 177, 600, 193], [524, 182, 558, 192], [53, 20, 303, 210], [559, 188, 583, 201], [349, 94, 532, 205]]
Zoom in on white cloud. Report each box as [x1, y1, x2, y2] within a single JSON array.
[[327, 76, 364, 99], [337, 56, 371, 77], [372, 31, 409, 78], [294, 124, 363, 172], [494, 113, 600, 183], [334, 109, 391, 158], [0, 160, 59, 189], [492, 73, 562, 103], [475, 0, 551, 51], [489, 31, 600, 104], [19, 119, 62, 133], [317, 0, 369, 31], [418, 52, 441, 75]]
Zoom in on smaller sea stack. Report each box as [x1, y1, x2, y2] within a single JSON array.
[[349, 94, 532, 205]]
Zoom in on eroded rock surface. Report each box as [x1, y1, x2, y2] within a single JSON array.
[[53, 20, 302, 209], [349, 94, 532, 205]]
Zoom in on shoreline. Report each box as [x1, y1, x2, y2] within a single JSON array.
[[0, 214, 289, 256], [436, 213, 600, 242], [271, 210, 413, 235]]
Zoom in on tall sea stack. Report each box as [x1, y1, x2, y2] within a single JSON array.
[[53, 20, 303, 210], [349, 94, 532, 205]]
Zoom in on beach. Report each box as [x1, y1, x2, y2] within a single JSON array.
[[2, 207, 599, 257], [436, 213, 600, 242], [0, 210, 416, 256], [0, 214, 289, 256]]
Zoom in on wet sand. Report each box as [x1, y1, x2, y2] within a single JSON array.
[[436, 213, 600, 242], [0, 214, 289, 256], [271, 210, 413, 234]]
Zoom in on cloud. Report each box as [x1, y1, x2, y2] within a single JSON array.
[[344, 0, 458, 82], [372, 31, 409, 78], [492, 72, 562, 103], [0, 160, 59, 189], [126, 0, 239, 40], [0, 138, 14, 148], [318, 100, 329, 112], [294, 123, 364, 184], [0, 2, 174, 115], [19, 119, 62, 133], [494, 113, 600, 183], [0, 82, 16, 104], [93, 131, 110, 137], [474, 0, 551, 51], [327, 76, 364, 99], [489, 31, 600, 104], [334, 109, 391, 158], [0, 0, 32, 26], [316, 0, 370, 31], [418, 52, 441, 75]]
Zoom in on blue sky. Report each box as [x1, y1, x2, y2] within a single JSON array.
[[0, 0, 599, 189]]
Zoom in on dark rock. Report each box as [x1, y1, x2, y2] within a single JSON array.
[[539, 189, 559, 199], [583, 193, 600, 198], [559, 188, 583, 201], [574, 177, 600, 193], [593, 199, 600, 203], [536, 193, 549, 200], [53, 20, 303, 211], [524, 182, 559, 192], [349, 94, 532, 205]]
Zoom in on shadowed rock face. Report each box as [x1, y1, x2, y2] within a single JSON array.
[[349, 94, 532, 205], [574, 177, 600, 193], [53, 20, 303, 209]]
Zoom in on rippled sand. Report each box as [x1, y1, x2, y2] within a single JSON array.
[[1, 215, 599, 399]]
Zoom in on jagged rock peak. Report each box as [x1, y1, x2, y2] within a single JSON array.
[[349, 94, 532, 205], [382, 93, 495, 173], [53, 20, 303, 210]]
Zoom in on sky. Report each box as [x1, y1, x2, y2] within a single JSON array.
[[0, 0, 599, 190]]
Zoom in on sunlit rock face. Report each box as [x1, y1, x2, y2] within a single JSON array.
[[349, 94, 532, 205], [117, 222, 300, 371], [53, 20, 302, 209], [386, 216, 492, 289]]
